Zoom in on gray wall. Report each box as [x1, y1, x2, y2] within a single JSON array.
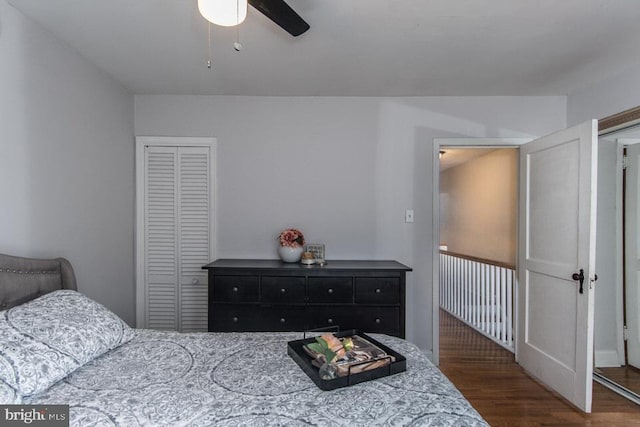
[[440, 149, 518, 266], [0, 1, 135, 325], [568, 61, 640, 125], [135, 95, 566, 351]]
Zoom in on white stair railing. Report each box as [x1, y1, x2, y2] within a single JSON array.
[[439, 251, 515, 352]]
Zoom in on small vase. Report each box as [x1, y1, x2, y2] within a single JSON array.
[[318, 362, 337, 380], [278, 245, 304, 262]]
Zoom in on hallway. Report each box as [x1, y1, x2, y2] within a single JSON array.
[[438, 310, 640, 426]]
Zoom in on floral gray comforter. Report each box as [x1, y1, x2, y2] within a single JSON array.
[[26, 330, 488, 426]]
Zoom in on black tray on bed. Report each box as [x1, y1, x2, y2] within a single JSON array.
[[287, 329, 406, 391]]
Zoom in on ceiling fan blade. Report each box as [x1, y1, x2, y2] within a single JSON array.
[[248, 0, 310, 37]]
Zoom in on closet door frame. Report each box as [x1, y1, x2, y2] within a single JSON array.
[[135, 136, 217, 328]]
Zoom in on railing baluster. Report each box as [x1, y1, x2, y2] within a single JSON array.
[[448, 255, 453, 312], [442, 255, 447, 310], [456, 257, 461, 318], [453, 257, 457, 316], [473, 261, 478, 327], [489, 265, 498, 337], [507, 269, 513, 345], [445, 256, 451, 310], [470, 261, 474, 325], [446, 255, 450, 311], [481, 263, 487, 334], [460, 259, 465, 321], [464, 259, 469, 322], [485, 264, 490, 335], [463, 259, 468, 322], [502, 268, 507, 345], [501, 267, 506, 343], [440, 255, 445, 309], [438, 251, 514, 352], [496, 266, 500, 341]]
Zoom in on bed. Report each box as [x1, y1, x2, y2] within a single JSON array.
[[0, 253, 489, 426]]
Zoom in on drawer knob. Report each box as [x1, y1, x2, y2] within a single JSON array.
[[280, 318, 286, 323], [375, 318, 381, 324], [192, 278, 199, 285], [375, 288, 381, 294], [280, 288, 286, 293], [327, 318, 333, 324], [232, 286, 239, 292], [327, 288, 333, 294], [232, 316, 239, 323]]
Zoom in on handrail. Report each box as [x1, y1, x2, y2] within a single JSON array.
[[439, 250, 515, 271]]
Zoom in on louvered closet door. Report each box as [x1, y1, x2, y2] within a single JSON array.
[[143, 144, 211, 332], [178, 147, 210, 332], [145, 146, 179, 330]]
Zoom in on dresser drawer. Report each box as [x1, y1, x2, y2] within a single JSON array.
[[306, 306, 400, 336], [210, 304, 262, 331], [259, 306, 306, 331], [354, 307, 400, 335], [261, 276, 306, 303], [308, 277, 353, 303], [213, 275, 259, 302], [355, 278, 400, 304], [306, 306, 359, 331]]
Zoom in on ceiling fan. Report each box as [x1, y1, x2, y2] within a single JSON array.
[[248, 0, 310, 37], [198, 0, 309, 37]]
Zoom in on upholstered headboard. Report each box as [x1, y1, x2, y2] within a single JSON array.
[[0, 253, 77, 310]]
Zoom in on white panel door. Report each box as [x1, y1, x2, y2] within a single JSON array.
[[138, 138, 215, 332], [518, 120, 597, 412], [625, 143, 640, 368]]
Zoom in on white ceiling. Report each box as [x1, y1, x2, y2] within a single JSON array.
[[7, 0, 640, 96]]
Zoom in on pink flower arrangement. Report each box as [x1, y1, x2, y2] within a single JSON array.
[[278, 228, 305, 248]]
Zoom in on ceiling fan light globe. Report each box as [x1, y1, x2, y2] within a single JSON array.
[[198, 0, 247, 27]]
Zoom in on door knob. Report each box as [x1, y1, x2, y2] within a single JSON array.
[[572, 269, 585, 294]]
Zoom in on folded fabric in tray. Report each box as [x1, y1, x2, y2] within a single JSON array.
[[303, 333, 395, 377]]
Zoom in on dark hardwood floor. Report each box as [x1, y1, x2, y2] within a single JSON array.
[[438, 309, 640, 426]]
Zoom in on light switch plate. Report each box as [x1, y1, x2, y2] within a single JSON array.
[[405, 209, 414, 223]]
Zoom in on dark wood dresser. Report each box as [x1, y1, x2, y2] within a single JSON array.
[[202, 259, 412, 338]]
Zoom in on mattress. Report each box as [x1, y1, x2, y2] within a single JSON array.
[[25, 330, 488, 426]]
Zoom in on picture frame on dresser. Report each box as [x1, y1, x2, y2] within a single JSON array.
[[305, 243, 325, 262]]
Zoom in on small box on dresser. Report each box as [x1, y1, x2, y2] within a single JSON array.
[[202, 259, 412, 338]]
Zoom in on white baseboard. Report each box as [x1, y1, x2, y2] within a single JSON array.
[[595, 349, 622, 368]]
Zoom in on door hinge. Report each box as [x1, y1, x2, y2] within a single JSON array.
[[624, 325, 629, 341], [623, 154, 628, 170]]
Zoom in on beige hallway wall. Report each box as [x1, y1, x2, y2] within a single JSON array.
[[440, 149, 517, 265]]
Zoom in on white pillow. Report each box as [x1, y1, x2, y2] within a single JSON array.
[[0, 290, 133, 397]]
